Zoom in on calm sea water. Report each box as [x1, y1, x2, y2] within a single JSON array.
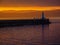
[[0, 19, 60, 45]]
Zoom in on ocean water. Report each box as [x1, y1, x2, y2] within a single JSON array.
[[0, 19, 60, 45]]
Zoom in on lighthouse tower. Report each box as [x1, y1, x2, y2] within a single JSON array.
[[41, 12, 46, 20]]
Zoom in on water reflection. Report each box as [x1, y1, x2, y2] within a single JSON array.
[[0, 23, 60, 45], [41, 24, 49, 45]]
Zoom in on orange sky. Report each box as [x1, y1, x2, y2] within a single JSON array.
[[0, 6, 60, 11], [0, 6, 60, 20]]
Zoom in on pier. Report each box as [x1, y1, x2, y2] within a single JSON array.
[[0, 12, 51, 27]]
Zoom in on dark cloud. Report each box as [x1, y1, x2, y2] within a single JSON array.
[[0, 0, 60, 6]]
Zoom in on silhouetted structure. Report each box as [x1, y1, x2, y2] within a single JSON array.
[[0, 12, 51, 27], [41, 11, 45, 19]]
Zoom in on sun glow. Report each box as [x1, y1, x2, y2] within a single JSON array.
[[0, 6, 60, 11]]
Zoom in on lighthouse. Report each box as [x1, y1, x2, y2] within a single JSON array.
[[41, 12, 46, 20], [40, 11, 51, 24]]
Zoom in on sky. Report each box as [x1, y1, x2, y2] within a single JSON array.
[[0, 0, 60, 6], [0, 0, 60, 19], [0, 0, 60, 11]]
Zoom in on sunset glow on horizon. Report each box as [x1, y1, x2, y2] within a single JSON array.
[[0, 6, 60, 11]]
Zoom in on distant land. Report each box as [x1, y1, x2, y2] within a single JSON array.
[[0, 10, 60, 20]]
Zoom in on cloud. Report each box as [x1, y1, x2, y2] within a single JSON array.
[[0, 0, 60, 6]]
